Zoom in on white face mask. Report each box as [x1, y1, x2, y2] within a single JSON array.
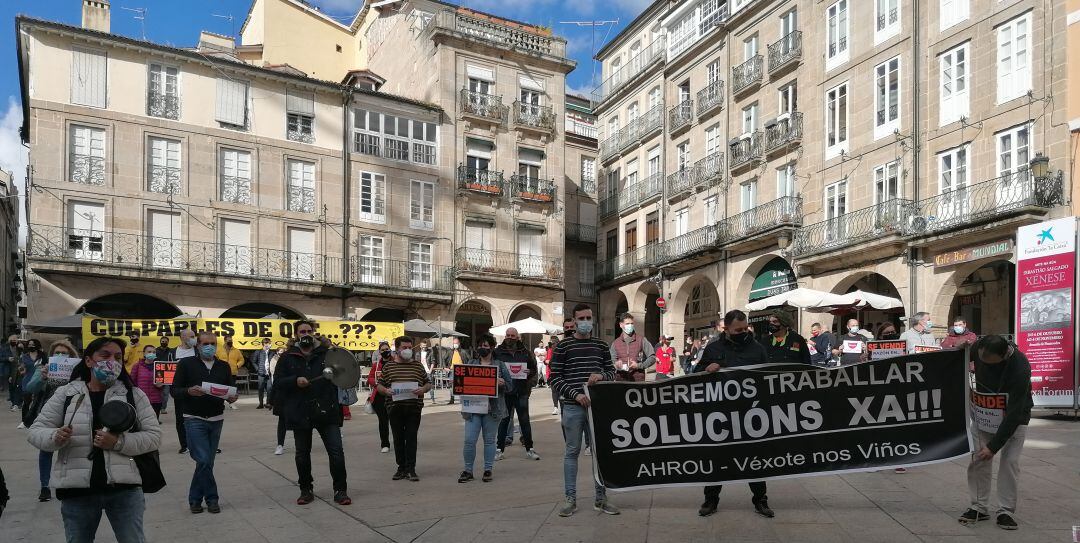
[[399, 348, 413, 360]]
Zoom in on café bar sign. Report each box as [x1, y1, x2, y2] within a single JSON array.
[[933, 240, 1013, 268]]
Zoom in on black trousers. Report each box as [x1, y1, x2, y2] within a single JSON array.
[[388, 405, 422, 472], [704, 482, 767, 503], [293, 424, 347, 492], [174, 398, 187, 449], [257, 375, 270, 406], [372, 395, 390, 448], [276, 416, 287, 446]]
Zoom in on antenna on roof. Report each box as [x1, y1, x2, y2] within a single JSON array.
[[559, 20, 619, 96], [120, 6, 147, 40], [211, 13, 235, 41]]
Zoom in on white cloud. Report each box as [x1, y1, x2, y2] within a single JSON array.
[[0, 97, 28, 246]]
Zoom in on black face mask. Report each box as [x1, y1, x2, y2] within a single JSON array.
[[8, 342, 15, 347], [766, 323, 781, 334], [564, 330, 574, 338], [477, 347, 492, 358], [298, 335, 315, 349], [880, 331, 899, 340], [379, 350, 391, 360], [727, 332, 751, 344]]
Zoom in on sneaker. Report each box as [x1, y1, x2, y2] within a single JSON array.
[[296, 490, 314, 505], [207, 502, 221, 514], [257, 404, 264, 409], [274, 445, 284, 456], [698, 499, 718, 517], [894, 467, 907, 474], [38, 487, 51, 502], [9, 405, 18, 411], [458, 470, 474, 483], [525, 449, 541, 461], [408, 472, 420, 482], [160, 408, 168, 414], [392, 471, 407, 481], [494, 450, 505, 461], [504, 437, 513, 447], [16, 422, 24, 429], [753, 499, 775, 518], [996, 513, 1018, 530], [482, 470, 493, 482], [178, 447, 188, 454], [551, 407, 559, 415], [380, 446, 390, 453], [190, 503, 204, 514], [958, 508, 990, 525], [558, 497, 577, 517], [593, 500, 620, 515], [228, 403, 237, 410], [334, 491, 352, 505], [583, 446, 592, 457]]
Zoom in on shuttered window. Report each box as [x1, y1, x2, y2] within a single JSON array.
[[215, 78, 248, 127], [71, 49, 107, 108]]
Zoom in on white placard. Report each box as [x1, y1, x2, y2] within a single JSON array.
[[506, 362, 529, 380], [842, 340, 863, 354], [391, 381, 419, 401], [460, 395, 490, 414], [47, 356, 81, 384], [200, 382, 237, 398], [971, 391, 1007, 433]]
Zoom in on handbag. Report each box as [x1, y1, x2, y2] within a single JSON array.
[[338, 386, 359, 406], [125, 388, 166, 493]]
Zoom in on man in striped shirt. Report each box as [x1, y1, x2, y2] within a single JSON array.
[[548, 303, 619, 518], [376, 336, 432, 482]]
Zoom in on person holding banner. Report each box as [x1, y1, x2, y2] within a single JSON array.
[[458, 333, 512, 483], [764, 311, 811, 366], [959, 335, 1033, 531], [697, 310, 775, 519], [129, 345, 164, 418], [377, 336, 433, 482], [548, 303, 619, 518], [836, 319, 869, 366], [900, 312, 938, 353]]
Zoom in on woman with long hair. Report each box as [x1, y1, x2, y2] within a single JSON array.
[[28, 337, 161, 543], [24, 339, 80, 501]]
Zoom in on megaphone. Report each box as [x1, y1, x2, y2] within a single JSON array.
[[310, 348, 361, 388]]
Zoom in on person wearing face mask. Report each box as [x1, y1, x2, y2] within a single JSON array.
[[28, 336, 161, 542], [251, 339, 274, 409], [833, 318, 869, 366], [697, 310, 774, 518], [377, 336, 433, 482], [129, 345, 165, 418], [610, 313, 656, 382], [155, 336, 173, 415], [494, 327, 539, 461], [171, 329, 198, 454], [941, 317, 978, 350], [123, 331, 143, 373], [25, 340, 80, 502], [548, 303, 618, 517], [368, 341, 393, 452], [170, 331, 237, 514], [17, 339, 44, 420], [445, 339, 467, 405], [763, 311, 811, 365], [458, 334, 512, 483], [876, 323, 901, 341], [807, 323, 837, 367], [900, 312, 939, 353]]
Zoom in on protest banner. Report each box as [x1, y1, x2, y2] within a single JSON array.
[[153, 361, 177, 385], [453, 364, 499, 397], [82, 317, 404, 351], [47, 355, 81, 384], [914, 345, 942, 353], [586, 350, 969, 491], [867, 340, 906, 360], [970, 390, 1007, 433]]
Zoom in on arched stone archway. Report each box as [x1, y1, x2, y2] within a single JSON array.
[[454, 299, 495, 349], [80, 293, 182, 319], [359, 307, 417, 323], [507, 303, 545, 349], [673, 274, 719, 344], [734, 254, 796, 307], [626, 281, 661, 343], [221, 303, 306, 320], [936, 260, 1016, 336], [829, 273, 906, 337]]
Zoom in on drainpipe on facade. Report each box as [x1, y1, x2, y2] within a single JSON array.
[[908, 0, 921, 319], [341, 86, 354, 319]]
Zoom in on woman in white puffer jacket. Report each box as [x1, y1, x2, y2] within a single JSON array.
[[29, 337, 161, 543]]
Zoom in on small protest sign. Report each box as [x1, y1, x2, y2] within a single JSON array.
[[200, 382, 237, 399], [506, 362, 529, 380], [867, 341, 907, 361], [153, 361, 177, 385], [453, 364, 498, 397], [391, 381, 419, 401], [914, 345, 942, 353], [47, 356, 81, 384], [970, 390, 1007, 433], [460, 395, 490, 414]]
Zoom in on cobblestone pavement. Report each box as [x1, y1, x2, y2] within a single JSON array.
[[0, 389, 1078, 542]]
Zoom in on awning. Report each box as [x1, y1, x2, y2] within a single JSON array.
[[24, 313, 95, 334], [748, 257, 797, 302], [746, 288, 904, 313], [489, 317, 562, 336], [403, 319, 439, 335]]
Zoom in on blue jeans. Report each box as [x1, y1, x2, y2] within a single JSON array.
[[39, 450, 53, 487], [560, 403, 604, 501], [184, 418, 223, 506], [160, 386, 170, 410], [498, 393, 533, 450], [462, 413, 499, 472], [60, 487, 145, 543]]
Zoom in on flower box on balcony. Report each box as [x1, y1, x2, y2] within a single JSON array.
[[466, 182, 502, 195], [519, 191, 553, 202]]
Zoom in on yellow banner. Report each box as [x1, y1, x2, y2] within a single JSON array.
[[81, 317, 405, 351]]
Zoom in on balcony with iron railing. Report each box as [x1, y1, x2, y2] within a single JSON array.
[[510, 175, 556, 203], [427, 9, 567, 59], [731, 55, 764, 95], [457, 165, 506, 196], [70, 154, 105, 185], [696, 80, 725, 118], [349, 257, 454, 295], [668, 0, 730, 62], [764, 112, 803, 154], [788, 198, 916, 258], [513, 102, 556, 132], [599, 193, 618, 219], [666, 166, 700, 199], [907, 170, 1064, 238], [565, 118, 598, 139], [695, 152, 726, 191], [287, 186, 315, 213], [639, 172, 664, 204], [600, 134, 619, 162], [220, 175, 251, 204], [729, 131, 763, 170], [618, 182, 641, 212], [594, 37, 666, 104], [580, 176, 597, 194], [669, 100, 693, 134], [655, 224, 720, 267], [637, 104, 665, 139], [597, 243, 661, 283], [617, 122, 639, 153], [27, 224, 345, 285], [454, 247, 563, 284], [148, 165, 181, 195], [459, 89, 508, 123], [767, 31, 802, 74], [716, 196, 802, 247], [565, 222, 598, 243], [147, 91, 179, 120]]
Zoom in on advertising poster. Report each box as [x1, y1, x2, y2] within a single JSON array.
[[453, 364, 499, 397], [153, 361, 177, 385]]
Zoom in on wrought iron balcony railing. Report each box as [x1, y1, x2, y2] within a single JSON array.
[[565, 118, 598, 139], [639, 172, 664, 203], [908, 171, 1064, 237], [349, 257, 454, 293], [70, 154, 105, 186], [457, 165, 506, 196], [220, 175, 251, 204], [877, 7, 899, 32], [667, 167, 699, 197], [669, 100, 693, 133], [454, 247, 563, 282], [717, 196, 802, 245], [565, 222, 597, 243], [287, 186, 316, 213], [594, 37, 666, 103], [788, 198, 917, 258], [656, 224, 720, 266], [27, 224, 344, 284], [828, 36, 848, 59], [460, 89, 508, 123], [637, 104, 664, 138], [618, 122, 639, 152], [729, 132, 763, 169], [428, 9, 566, 58], [768, 31, 802, 73], [600, 134, 619, 162], [599, 243, 662, 282], [618, 182, 641, 212], [513, 102, 556, 131], [599, 193, 618, 219], [764, 112, 804, 154], [147, 91, 179, 120], [697, 80, 725, 116], [694, 152, 726, 190], [510, 175, 556, 202], [580, 177, 597, 194], [148, 165, 181, 194], [732, 55, 764, 95]]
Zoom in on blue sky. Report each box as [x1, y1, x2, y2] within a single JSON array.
[[0, 0, 652, 195]]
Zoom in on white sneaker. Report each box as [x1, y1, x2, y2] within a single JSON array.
[[494, 450, 505, 461], [274, 445, 284, 455], [228, 403, 238, 410], [16, 422, 25, 429], [9, 405, 17, 412], [551, 407, 559, 415], [380, 447, 390, 453], [584, 446, 592, 457], [525, 449, 541, 461]]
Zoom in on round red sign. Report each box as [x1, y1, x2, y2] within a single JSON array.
[[656, 297, 666, 309]]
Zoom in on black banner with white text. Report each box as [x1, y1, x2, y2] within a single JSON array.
[[586, 350, 970, 491]]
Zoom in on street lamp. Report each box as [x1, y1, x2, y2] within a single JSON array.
[[1029, 152, 1050, 179]]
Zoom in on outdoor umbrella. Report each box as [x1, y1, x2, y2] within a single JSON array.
[[745, 288, 852, 312], [403, 319, 439, 335], [24, 313, 95, 334], [428, 322, 467, 338], [488, 317, 562, 337]]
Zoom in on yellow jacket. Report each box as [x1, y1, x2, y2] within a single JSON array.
[[124, 346, 145, 372], [222, 346, 245, 375]]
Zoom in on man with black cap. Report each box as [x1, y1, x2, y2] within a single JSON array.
[[763, 310, 811, 365]]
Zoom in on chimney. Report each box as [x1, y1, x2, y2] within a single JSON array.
[[81, 0, 111, 33], [197, 31, 236, 54]]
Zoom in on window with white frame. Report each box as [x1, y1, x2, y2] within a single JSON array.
[[358, 235, 385, 284], [674, 207, 689, 236], [69, 125, 105, 185], [71, 49, 107, 108], [939, 43, 969, 126], [148, 210, 182, 269], [938, 145, 969, 221], [874, 160, 900, 203], [740, 179, 757, 212], [286, 90, 315, 143], [874, 57, 900, 140], [647, 146, 661, 177], [353, 109, 381, 156], [578, 257, 596, 298], [627, 102, 639, 124], [997, 13, 1031, 104], [668, 11, 696, 59], [823, 180, 848, 240], [677, 141, 690, 171], [68, 201, 105, 261], [743, 35, 759, 61], [287, 159, 315, 213], [409, 242, 434, 289], [287, 227, 315, 280], [359, 171, 385, 223], [352, 109, 436, 166], [410, 120, 437, 165], [608, 117, 620, 140], [704, 195, 719, 224], [215, 78, 248, 129], [147, 63, 178, 119], [147, 136, 181, 194], [707, 59, 722, 85], [875, 0, 899, 44], [825, 82, 849, 158], [780, 9, 798, 37], [219, 148, 251, 204], [826, 0, 849, 71], [705, 124, 721, 156], [410, 180, 435, 230], [581, 157, 596, 185], [219, 219, 250, 274], [939, 0, 969, 32], [383, 114, 410, 161], [778, 82, 797, 116], [996, 125, 1032, 204], [648, 87, 662, 109], [777, 163, 796, 198], [741, 103, 758, 135]]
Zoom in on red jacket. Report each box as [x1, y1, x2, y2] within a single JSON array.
[[129, 359, 163, 404], [655, 346, 675, 374], [940, 331, 978, 349]]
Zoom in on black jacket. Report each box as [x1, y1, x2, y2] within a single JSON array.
[[765, 331, 813, 365], [810, 332, 836, 365], [170, 356, 233, 419], [274, 344, 342, 430], [696, 334, 767, 371], [494, 342, 536, 396], [973, 345, 1033, 452]]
